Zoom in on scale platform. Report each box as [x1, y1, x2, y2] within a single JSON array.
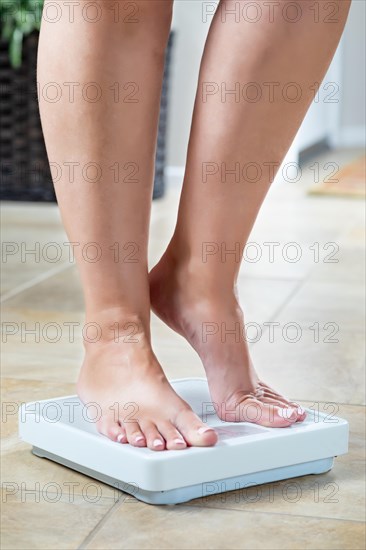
[[18, 377, 349, 505]]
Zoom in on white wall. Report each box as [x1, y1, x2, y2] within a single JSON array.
[[166, 0, 365, 172], [167, 1, 209, 174], [339, 0, 366, 146]]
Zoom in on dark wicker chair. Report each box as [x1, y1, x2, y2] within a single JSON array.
[[0, 32, 174, 201]]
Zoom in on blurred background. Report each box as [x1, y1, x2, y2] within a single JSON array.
[[167, 0, 365, 180]]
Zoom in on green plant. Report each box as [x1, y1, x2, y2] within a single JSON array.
[[0, 0, 44, 68]]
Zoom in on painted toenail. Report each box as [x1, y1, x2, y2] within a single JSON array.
[[278, 408, 296, 419], [197, 426, 215, 435], [174, 438, 186, 445], [135, 435, 145, 442], [153, 438, 163, 447]]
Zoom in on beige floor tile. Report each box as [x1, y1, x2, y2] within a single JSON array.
[[307, 246, 365, 284], [1, 491, 116, 550], [1, 202, 63, 226], [150, 328, 205, 380], [1, 379, 77, 451], [250, 328, 365, 404], [337, 216, 366, 249], [2, 266, 84, 313], [241, 256, 313, 281], [276, 281, 365, 330], [1, 307, 84, 382], [2, 446, 118, 501], [83, 500, 365, 550], [2, 340, 82, 383], [236, 277, 300, 324], [1, 203, 69, 297], [1, 262, 71, 300]]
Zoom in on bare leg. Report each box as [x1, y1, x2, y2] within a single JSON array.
[[38, 0, 217, 449], [151, 0, 352, 426]]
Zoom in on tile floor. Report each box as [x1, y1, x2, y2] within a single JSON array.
[[1, 149, 365, 549]]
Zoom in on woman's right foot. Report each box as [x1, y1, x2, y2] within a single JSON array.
[[77, 313, 218, 451]]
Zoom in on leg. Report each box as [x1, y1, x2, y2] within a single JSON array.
[[150, 0, 351, 426], [38, 0, 217, 449]]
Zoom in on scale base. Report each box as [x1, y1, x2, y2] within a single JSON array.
[[20, 378, 348, 506], [32, 446, 334, 505]]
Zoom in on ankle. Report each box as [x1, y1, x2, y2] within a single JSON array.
[[83, 306, 150, 349], [154, 245, 238, 305]]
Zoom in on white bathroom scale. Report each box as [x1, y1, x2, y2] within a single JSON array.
[[18, 378, 349, 505]]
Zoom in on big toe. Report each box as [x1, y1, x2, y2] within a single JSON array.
[[233, 397, 299, 428], [174, 408, 218, 447]]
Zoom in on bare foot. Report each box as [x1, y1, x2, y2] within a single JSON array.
[[150, 256, 306, 428], [77, 311, 218, 450]]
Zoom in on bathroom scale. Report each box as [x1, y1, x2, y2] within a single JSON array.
[[18, 377, 349, 505]]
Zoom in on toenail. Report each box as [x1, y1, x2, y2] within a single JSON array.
[[153, 438, 163, 447], [197, 426, 215, 435], [298, 406, 305, 415], [174, 438, 186, 445], [117, 433, 125, 443], [278, 408, 296, 419], [135, 435, 145, 443]]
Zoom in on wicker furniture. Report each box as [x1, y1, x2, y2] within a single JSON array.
[[0, 32, 174, 201]]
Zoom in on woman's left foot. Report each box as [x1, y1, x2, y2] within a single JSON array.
[[149, 253, 306, 428]]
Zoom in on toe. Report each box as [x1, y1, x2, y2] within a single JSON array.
[[288, 402, 307, 422], [234, 397, 298, 428], [157, 420, 187, 450], [258, 382, 306, 422], [116, 423, 128, 443], [139, 420, 165, 451], [97, 415, 125, 442], [256, 396, 300, 422], [262, 392, 306, 422], [174, 408, 218, 447], [122, 420, 147, 447], [274, 405, 299, 425]]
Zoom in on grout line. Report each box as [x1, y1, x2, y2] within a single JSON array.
[[248, 248, 345, 347], [0, 262, 73, 303], [179, 503, 365, 524], [249, 278, 305, 349], [77, 496, 125, 549], [267, 271, 313, 319]]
